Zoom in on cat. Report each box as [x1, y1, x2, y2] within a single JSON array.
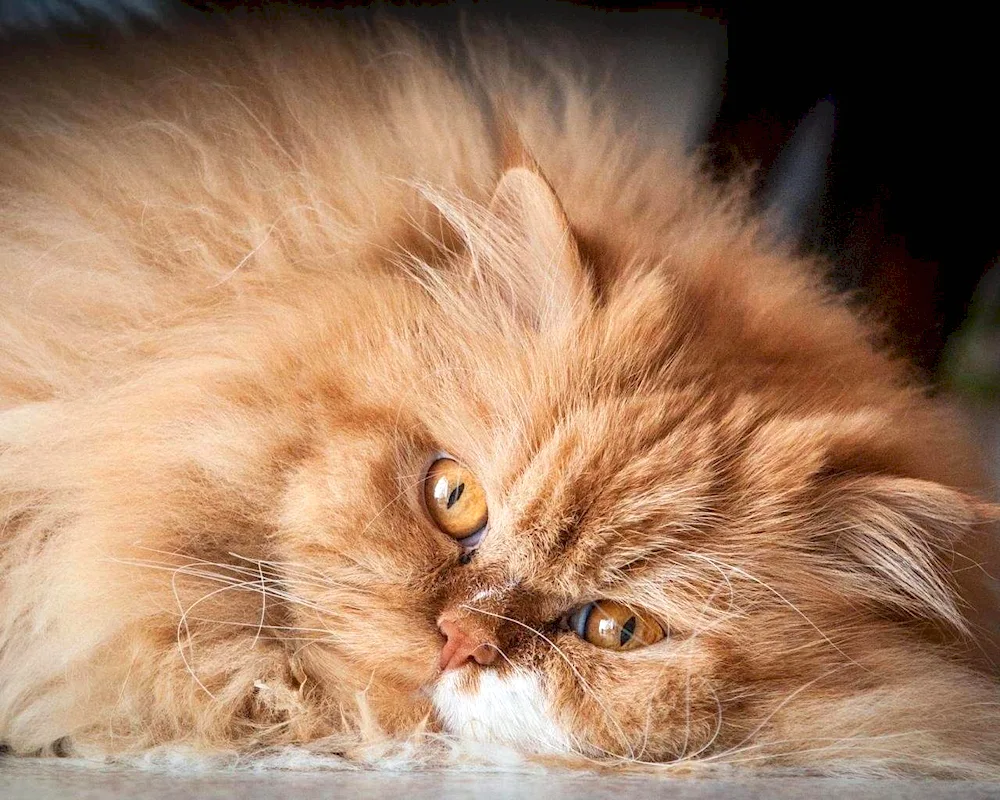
[[1, 7, 998, 777]]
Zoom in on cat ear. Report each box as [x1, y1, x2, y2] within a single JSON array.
[[751, 411, 996, 632], [817, 473, 995, 632], [487, 165, 590, 331]]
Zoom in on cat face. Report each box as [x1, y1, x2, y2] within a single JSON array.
[[262, 166, 991, 761], [277, 363, 729, 758]]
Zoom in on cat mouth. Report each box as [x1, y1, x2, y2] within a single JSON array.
[[431, 668, 572, 754]]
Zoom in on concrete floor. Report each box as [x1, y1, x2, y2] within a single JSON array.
[[3, 757, 1000, 800]]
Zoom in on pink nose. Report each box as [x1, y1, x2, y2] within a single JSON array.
[[438, 618, 498, 672]]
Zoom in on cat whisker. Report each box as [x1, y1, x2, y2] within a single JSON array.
[[131, 547, 336, 590], [114, 556, 366, 648], [357, 472, 438, 542], [682, 551, 867, 672], [170, 567, 217, 701], [117, 551, 379, 604], [675, 582, 729, 762], [169, 614, 337, 638], [226, 551, 337, 580], [704, 663, 853, 768]]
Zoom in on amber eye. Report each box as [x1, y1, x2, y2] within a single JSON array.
[[423, 457, 488, 542], [568, 601, 665, 651]]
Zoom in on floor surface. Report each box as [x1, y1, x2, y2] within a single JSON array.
[[3, 757, 1000, 800]]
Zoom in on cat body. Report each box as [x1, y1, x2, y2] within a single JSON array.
[[0, 11, 998, 776]]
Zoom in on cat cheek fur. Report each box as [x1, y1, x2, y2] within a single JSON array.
[[274, 430, 448, 695]]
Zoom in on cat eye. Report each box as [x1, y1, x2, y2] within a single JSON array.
[[423, 457, 488, 543], [568, 601, 665, 651]]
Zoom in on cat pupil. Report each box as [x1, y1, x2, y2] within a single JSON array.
[[620, 616, 637, 646], [447, 483, 465, 509]]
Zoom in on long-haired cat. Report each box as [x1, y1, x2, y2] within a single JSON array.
[[1, 8, 998, 777]]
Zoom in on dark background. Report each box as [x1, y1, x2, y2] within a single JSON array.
[[706, 5, 997, 379]]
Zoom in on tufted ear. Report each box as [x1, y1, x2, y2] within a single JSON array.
[[487, 165, 590, 331], [746, 411, 998, 634], [814, 473, 996, 632]]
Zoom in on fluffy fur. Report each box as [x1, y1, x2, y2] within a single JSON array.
[[0, 9, 998, 777]]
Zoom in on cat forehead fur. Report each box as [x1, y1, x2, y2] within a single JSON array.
[[0, 10, 998, 777]]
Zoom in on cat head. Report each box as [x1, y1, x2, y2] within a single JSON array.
[[260, 162, 997, 763]]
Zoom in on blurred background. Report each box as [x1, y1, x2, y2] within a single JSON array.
[[2, 0, 996, 485]]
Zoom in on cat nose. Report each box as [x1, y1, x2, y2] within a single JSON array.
[[438, 618, 498, 671]]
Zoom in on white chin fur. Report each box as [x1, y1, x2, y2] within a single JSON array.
[[432, 669, 573, 755]]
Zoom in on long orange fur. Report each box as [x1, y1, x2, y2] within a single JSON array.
[[0, 9, 998, 777]]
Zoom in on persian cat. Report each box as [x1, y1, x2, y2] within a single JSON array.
[[1, 8, 998, 777]]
